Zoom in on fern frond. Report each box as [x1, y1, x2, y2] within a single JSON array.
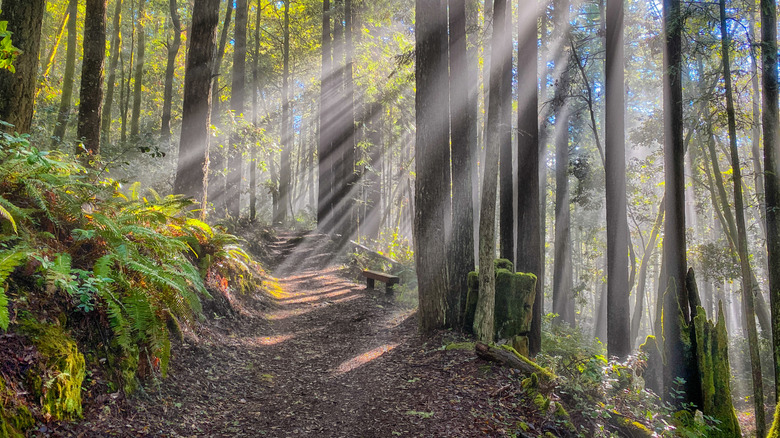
[[0, 202, 17, 234], [0, 250, 26, 284], [0, 286, 8, 331]]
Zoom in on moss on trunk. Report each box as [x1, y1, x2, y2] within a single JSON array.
[[0, 375, 34, 438], [693, 303, 741, 437], [464, 259, 537, 354]]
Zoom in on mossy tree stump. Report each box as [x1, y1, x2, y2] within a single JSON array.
[[464, 259, 537, 355]]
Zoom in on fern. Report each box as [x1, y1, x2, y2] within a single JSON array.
[[0, 201, 16, 234], [0, 250, 26, 331], [0, 286, 8, 331]]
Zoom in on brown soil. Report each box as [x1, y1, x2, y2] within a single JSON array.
[[55, 231, 542, 437]]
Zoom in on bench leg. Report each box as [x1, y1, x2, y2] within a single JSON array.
[[366, 278, 375, 290]]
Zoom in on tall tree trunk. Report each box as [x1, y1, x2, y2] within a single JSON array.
[[414, 0, 451, 333], [662, 0, 694, 407], [761, 0, 780, 407], [173, 0, 220, 205], [77, 0, 107, 159], [498, 0, 513, 263], [0, 0, 45, 134], [448, 0, 476, 328], [475, 0, 509, 342], [251, 0, 265, 222], [318, 0, 334, 231], [101, 0, 123, 144], [161, 0, 182, 145], [278, 0, 291, 223], [210, 0, 235, 215], [130, 0, 146, 139], [719, 1, 765, 431], [52, 0, 78, 146], [516, 0, 541, 355], [227, 0, 248, 219], [605, 0, 630, 359], [551, 0, 575, 328], [337, 0, 357, 239]]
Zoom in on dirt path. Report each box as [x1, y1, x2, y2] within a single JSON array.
[[65, 232, 528, 437]]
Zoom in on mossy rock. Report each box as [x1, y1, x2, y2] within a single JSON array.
[[19, 321, 85, 421], [463, 260, 537, 341]]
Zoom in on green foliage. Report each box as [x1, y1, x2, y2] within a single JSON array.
[[0, 17, 20, 73], [0, 130, 263, 394]]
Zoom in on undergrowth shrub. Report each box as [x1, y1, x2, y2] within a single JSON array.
[[0, 130, 265, 401]]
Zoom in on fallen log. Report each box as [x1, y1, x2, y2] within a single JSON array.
[[474, 342, 555, 380]]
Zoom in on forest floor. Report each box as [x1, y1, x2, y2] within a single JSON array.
[[55, 230, 541, 437]]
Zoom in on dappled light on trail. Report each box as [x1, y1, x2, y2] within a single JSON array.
[[335, 343, 400, 375]]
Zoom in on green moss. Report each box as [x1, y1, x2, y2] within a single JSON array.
[[769, 403, 780, 438], [496, 344, 555, 380], [463, 262, 537, 341], [533, 393, 550, 412], [0, 376, 35, 438], [639, 335, 663, 394], [553, 402, 569, 419], [19, 321, 85, 421], [610, 411, 654, 438], [692, 303, 741, 438], [444, 342, 475, 351]]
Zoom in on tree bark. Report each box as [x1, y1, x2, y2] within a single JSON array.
[[209, 0, 234, 215], [226, 0, 248, 219], [173, 0, 220, 205], [318, 0, 334, 231], [605, 0, 630, 359], [475, 0, 509, 342], [101, 0, 123, 144], [130, 0, 146, 139], [498, 0, 513, 263], [77, 0, 107, 159], [719, 3, 765, 429], [277, 0, 292, 223], [52, 0, 78, 146], [662, 0, 693, 407], [0, 0, 45, 134], [516, 0, 541, 355], [761, 0, 780, 406], [161, 0, 182, 145], [448, 0, 476, 329], [414, 0, 450, 333]]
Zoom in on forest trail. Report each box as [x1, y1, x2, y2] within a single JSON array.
[[68, 232, 527, 437]]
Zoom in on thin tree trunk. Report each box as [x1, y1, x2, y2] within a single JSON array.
[[251, 0, 264, 222], [631, 198, 664, 346], [318, 0, 334, 231], [52, 0, 78, 146], [226, 0, 248, 219], [719, 1, 765, 431], [36, 8, 69, 101], [498, 0, 513, 263], [101, 0, 123, 143], [278, 0, 291, 223], [77, 0, 107, 159], [161, 0, 182, 144], [173, 0, 220, 205], [210, 0, 235, 215], [130, 0, 146, 139]]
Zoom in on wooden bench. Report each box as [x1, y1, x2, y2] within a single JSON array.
[[362, 270, 400, 293]]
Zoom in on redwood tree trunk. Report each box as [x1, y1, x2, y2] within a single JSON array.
[[77, 0, 107, 158], [605, 0, 630, 359], [278, 0, 291, 223], [414, 0, 451, 333], [318, 0, 334, 231], [448, 0, 476, 328], [761, 0, 780, 406], [0, 0, 45, 133], [173, 0, 220, 204], [516, 0, 541, 354]]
